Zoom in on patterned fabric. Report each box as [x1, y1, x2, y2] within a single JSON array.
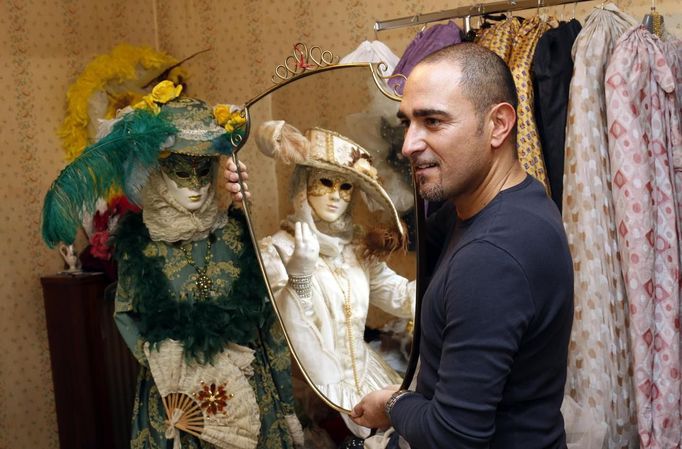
[[606, 27, 682, 449], [660, 38, 682, 240], [475, 17, 521, 62], [115, 213, 297, 449], [477, 16, 552, 192], [509, 16, 552, 192], [562, 5, 639, 449]]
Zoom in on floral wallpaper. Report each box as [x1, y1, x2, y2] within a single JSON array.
[[0, 0, 679, 448]]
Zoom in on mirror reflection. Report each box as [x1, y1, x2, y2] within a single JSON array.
[[238, 66, 417, 415]]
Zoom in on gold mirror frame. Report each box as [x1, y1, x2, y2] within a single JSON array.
[[232, 47, 421, 414]]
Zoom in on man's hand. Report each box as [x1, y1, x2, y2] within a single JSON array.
[[349, 386, 398, 430], [224, 158, 250, 204]]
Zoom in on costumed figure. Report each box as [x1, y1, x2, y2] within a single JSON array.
[[254, 120, 416, 435], [41, 84, 304, 449]]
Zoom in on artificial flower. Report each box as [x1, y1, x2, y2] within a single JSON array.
[[213, 104, 246, 133], [132, 95, 161, 114], [353, 158, 378, 179], [213, 104, 231, 125], [90, 230, 112, 261], [150, 80, 182, 104]]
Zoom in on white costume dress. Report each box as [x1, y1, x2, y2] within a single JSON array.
[[260, 229, 416, 412]]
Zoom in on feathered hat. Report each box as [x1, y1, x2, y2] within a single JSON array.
[[41, 82, 246, 248], [255, 120, 406, 254]]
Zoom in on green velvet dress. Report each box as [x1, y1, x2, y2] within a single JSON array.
[[112, 209, 297, 449]]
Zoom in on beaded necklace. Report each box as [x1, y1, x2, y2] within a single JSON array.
[[322, 254, 361, 394], [177, 236, 214, 301]]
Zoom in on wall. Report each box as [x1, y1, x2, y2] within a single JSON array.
[[0, 0, 680, 447]]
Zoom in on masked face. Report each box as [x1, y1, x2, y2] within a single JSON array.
[[307, 169, 354, 223], [159, 154, 215, 211]]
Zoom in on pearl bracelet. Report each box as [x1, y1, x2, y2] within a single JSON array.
[[289, 274, 312, 298]]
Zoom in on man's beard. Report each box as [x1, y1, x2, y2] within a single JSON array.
[[416, 175, 444, 202]]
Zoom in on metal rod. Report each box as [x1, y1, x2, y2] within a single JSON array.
[[374, 0, 594, 31]]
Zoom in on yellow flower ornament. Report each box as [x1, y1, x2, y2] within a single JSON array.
[[133, 80, 183, 114], [213, 104, 246, 133], [151, 80, 183, 103]]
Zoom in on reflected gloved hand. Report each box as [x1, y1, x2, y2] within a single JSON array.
[[275, 221, 319, 277]]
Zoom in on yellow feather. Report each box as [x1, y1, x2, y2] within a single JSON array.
[[59, 44, 178, 161]]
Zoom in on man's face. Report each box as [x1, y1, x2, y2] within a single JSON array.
[[159, 154, 214, 211], [398, 60, 490, 203]]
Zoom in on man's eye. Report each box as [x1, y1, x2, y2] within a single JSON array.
[[197, 168, 211, 177], [176, 171, 191, 178], [425, 118, 441, 127], [340, 183, 353, 191], [320, 178, 334, 187]]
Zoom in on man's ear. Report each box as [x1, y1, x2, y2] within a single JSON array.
[[488, 102, 516, 149]]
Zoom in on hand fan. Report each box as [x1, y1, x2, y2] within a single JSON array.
[[145, 340, 261, 449]]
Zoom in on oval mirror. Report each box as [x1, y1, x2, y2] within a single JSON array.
[[233, 56, 419, 414]]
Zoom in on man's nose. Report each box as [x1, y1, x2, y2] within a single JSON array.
[[402, 125, 425, 158]]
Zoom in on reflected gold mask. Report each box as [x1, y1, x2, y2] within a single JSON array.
[[307, 171, 354, 202]]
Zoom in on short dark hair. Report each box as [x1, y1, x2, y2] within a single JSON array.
[[419, 43, 518, 118]]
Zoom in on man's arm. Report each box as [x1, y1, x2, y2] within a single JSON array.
[[354, 242, 534, 448]]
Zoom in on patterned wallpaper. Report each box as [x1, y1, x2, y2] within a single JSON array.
[[0, 0, 679, 448]]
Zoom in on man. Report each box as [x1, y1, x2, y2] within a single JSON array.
[[349, 43, 574, 449]]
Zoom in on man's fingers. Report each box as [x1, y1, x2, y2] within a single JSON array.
[[350, 403, 364, 419]]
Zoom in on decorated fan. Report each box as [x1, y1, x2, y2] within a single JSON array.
[[144, 340, 261, 449]]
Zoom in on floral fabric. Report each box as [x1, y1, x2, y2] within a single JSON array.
[[562, 5, 639, 449], [606, 26, 682, 449]]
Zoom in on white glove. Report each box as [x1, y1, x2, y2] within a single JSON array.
[[275, 222, 319, 277]]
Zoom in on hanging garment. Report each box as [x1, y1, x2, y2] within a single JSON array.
[[660, 37, 682, 235], [475, 16, 522, 62], [478, 16, 553, 192], [389, 21, 462, 94], [509, 15, 553, 192], [340, 40, 401, 76], [532, 19, 582, 211], [606, 26, 682, 449], [562, 4, 639, 449]]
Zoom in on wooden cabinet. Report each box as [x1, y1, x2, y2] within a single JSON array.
[[41, 274, 139, 449]]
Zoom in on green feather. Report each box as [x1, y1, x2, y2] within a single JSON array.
[[41, 110, 176, 248], [111, 209, 270, 363]]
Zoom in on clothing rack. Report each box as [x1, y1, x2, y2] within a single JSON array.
[[374, 0, 596, 31]]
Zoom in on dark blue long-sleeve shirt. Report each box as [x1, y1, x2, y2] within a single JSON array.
[[391, 176, 573, 449]]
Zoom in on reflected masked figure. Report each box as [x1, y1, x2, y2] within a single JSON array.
[[255, 121, 416, 434]]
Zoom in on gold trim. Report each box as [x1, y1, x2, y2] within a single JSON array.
[[369, 61, 404, 101], [232, 152, 352, 414], [245, 63, 388, 109], [271, 43, 338, 84]]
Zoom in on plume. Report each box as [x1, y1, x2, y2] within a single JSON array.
[[255, 120, 309, 164], [42, 109, 176, 247]]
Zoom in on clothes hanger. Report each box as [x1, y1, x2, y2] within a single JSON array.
[[642, 0, 664, 37]]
